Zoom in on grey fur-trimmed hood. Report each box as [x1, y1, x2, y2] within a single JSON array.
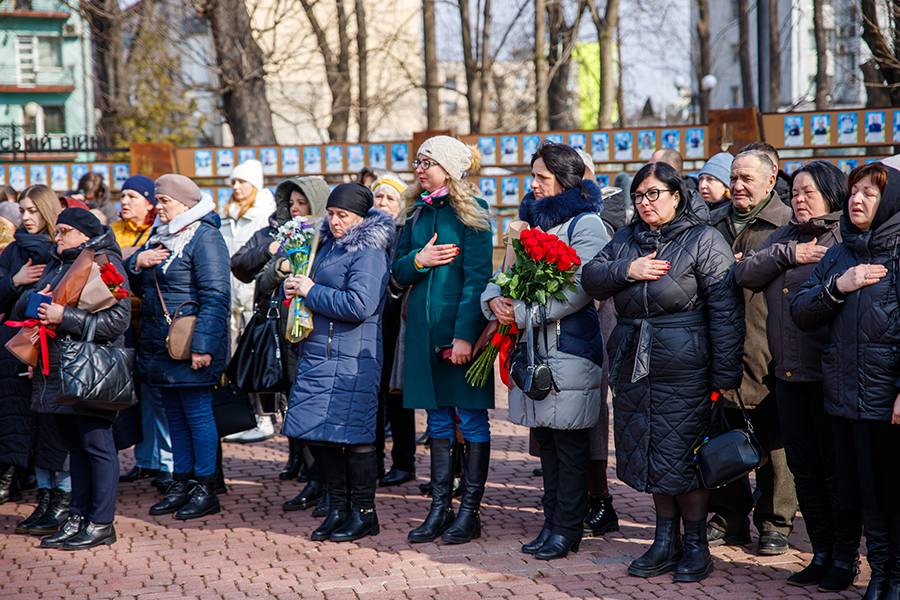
[[319, 208, 395, 253]]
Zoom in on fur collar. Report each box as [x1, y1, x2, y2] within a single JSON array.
[[518, 180, 604, 231], [319, 208, 395, 253]]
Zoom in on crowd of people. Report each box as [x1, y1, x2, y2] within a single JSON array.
[[0, 135, 898, 599]]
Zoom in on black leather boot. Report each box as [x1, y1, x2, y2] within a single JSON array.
[[863, 515, 891, 600], [149, 473, 195, 515], [62, 521, 116, 550], [283, 480, 323, 511], [628, 515, 683, 578], [279, 438, 303, 481], [0, 464, 21, 504], [673, 518, 713, 582], [28, 488, 70, 535], [39, 514, 84, 549], [787, 552, 831, 586], [312, 491, 330, 518], [311, 447, 347, 541], [521, 526, 552, 555], [817, 556, 859, 592], [885, 515, 900, 600], [584, 494, 619, 537], [535, 533, 582, 560], [409, 438, 455, 543], [441, 441, 490, 545], [175, 476, 220, 520], [330, 449, 379, 542], [15, 488, 51, 534]]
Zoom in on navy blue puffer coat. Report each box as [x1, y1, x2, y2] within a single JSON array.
[[127, 211, 231, 387], [283, 208, 393, 445]]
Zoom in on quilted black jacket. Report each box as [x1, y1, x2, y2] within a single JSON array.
[[791, 168, 900, 422], [582, 191, 745, 494]]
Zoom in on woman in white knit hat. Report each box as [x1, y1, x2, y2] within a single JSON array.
[[392, 135, 494, 545], [220, 159, 277, 442]]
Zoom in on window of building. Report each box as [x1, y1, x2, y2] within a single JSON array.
[[730, 85, 740, 108], [43, 106, 65, 133], [23, 111, 38, 135], [38, 36, 62, 68], [14, 0, 33, 9], [731, 43, 740, 65]]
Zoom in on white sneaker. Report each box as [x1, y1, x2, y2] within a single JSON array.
[[229, 416, 276, 444]]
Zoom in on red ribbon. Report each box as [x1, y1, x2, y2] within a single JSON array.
[[496, 324, 519, 388], [4, 319, 57, 375]]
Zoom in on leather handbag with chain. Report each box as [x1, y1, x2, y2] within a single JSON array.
[[57, 315, 136, 412], [693, 392, 767, 489], [510, 304, 558, 401], [152, 270, 197, 361]]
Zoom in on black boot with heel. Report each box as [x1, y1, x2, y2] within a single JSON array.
[[441, 441, 490, 545], [330, 448, 379, 542], [409, 438, 455, 543], [628, 515, 683, 578]]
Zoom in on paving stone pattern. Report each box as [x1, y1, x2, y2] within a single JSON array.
[[1, 383, 868, 599]]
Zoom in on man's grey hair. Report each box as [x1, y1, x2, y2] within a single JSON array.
[[734, 149, 776, 175]]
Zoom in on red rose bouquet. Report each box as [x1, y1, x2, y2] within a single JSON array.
[[466, 227, 581, 387], [100, 262, 129, 300]]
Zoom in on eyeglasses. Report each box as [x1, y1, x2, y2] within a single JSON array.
[[54, 226, 76, 239], [412, 158, 439, 171], [631, 188, 674, 205]]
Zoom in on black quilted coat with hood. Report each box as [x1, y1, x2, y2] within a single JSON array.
[[582, 188, 745, 494], [791, 166, 900, 422]]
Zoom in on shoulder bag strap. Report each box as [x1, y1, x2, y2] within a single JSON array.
[[566, 212, 588, 241], [151, 269, 173, 325]]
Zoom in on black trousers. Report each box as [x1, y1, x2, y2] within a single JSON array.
[[375, 392, 416, 473], [55, 414, 117, 524], [709, 394, 798, 536], [533, 427, 589, 538]]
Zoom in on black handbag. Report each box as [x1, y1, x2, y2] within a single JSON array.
[[57, 316, 137, 412], [226, 295, 290, 394], [212, 381, 257, 437], [510, 304, 558, 401], [693, 394, 767, 489]]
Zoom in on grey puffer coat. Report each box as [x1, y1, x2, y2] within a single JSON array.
[[733, 212, 841, 382], [582, 191, 745, 495], [482, 182, 609, 430]]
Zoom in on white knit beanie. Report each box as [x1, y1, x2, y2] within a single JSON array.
[[229, 159, 264, 190], [417, 135, 473, 180]]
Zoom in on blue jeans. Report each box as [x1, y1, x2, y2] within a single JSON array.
[[158, 386, 218, 477], [427, 408, 490, 443], [35, 467, 71, 492], [133, 384, 173, 472]]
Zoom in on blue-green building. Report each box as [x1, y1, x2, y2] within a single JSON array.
[[0, 0, 94, 143]]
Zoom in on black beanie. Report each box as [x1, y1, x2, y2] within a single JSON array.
[[57, 208, 104, 239], [326, 183, 373, 218]]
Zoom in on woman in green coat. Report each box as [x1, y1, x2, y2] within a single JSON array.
[[392, 135, 494, 546]]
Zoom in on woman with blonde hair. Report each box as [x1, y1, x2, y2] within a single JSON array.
[[393, 135, 494, 545]]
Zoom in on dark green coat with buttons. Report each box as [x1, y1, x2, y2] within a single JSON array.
[[392, 194, 495, 410]]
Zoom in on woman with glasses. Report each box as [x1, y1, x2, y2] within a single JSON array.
[[393, 136, 494, 546], [582, 162, 745, 583]]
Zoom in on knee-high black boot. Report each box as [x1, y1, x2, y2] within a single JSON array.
[[441, 441, 490, 545], [863, 513, 891, 600], [279, 438, 303, 480], [409, 438, 455, 543], [330, 447, 379, 542], [311, 447, 347, 541]]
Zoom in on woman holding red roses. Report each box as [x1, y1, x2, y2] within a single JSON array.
[[482, 143, 610, 560]]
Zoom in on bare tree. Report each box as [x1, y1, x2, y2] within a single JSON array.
[[422, 0, 441, 129], [861, 0, 900, 106], [588, 0, 619, 128], [546, 0, 588, 130], [196, 0, 278, 144], [737, 0, 754, 107], [355, 0, 368, 140], [534, 0, 550, 130], [768, 0, 781, 108], [694, 0, 711, 122], [83, 0, 131, 141], [616, 14, 625, 126], [457, 0, 493, 132], [812, 0, 831, 109]]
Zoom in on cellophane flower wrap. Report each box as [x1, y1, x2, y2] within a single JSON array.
[[275, 216, 318, 342], [466, 227, 581, 388]]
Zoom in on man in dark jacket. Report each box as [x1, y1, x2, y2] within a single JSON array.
[[708, 149, 797, 556], [739, 142, 791, 206]]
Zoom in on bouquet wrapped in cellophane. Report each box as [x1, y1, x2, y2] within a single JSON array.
[[274, 216, 319, 343]]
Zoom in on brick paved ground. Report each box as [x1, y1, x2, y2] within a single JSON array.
[[1, 384, 869, 600]]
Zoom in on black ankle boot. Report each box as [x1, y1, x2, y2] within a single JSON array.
[[149, 473, 195, 515], [62, 521, 116, 550], [442, 441, 490, 545], [817, 556, 858, 592], [0, 464, 21, 504], [283, 480, 323, 511], [15, 488, 51, 534], [312, 491, 330, 518], [534, 532, 582, 560], [787, 552, 831, 586], [584, 495, 619, 537], [279, 438, 303, 481], [39, 514, 84, 549], [628, 515, 683, 578], [175, 476, 220, 520], [863, 515, 891, 600], [522, 526, 552, 555], [310, 446, 347, 541], [331, 449, 379, 542], [673, 518, 713, 582], [409, 438, 455, 543], [27, 488, 70, 535]]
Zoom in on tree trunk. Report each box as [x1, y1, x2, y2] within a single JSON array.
[[534, 0, 549, 130], [476, 0, 492, 131], [590, 0, 619, 129], [860, 0, 900, 106], [737, 0, 754, 107], [546, 1, 586, 130], [199, 0, 277, 144], [768, 0, 781, 109], [616, 15, 625, 127], [812, 0, 831, 109], [84, 0, 128, 141], [458, 0, 481, 133], [694, 0, 711, 123], [354, 0, 368, 141], [492, 70, 507, 130], [862, 59, 893, 107], [422, 0, 440, 129]]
